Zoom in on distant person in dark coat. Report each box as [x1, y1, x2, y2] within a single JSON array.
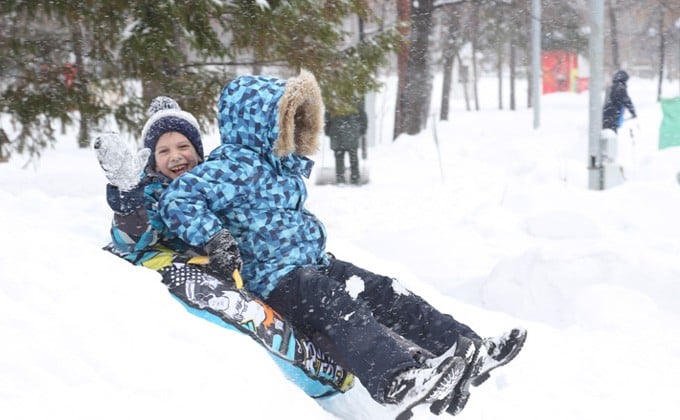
[[602, 70, 636, 133], [325, 102, 367, 184]]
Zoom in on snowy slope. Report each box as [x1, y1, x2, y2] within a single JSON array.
[[1, 76, 679, 419]]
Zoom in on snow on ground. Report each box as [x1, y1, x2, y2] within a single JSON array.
[[1, 76, 679, 419]]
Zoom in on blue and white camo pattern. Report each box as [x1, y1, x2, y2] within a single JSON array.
[[159, 75, 328, 298]]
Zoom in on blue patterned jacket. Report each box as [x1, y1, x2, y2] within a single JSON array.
[[159, 71, 328, 298], [106, 168, 198, 267]]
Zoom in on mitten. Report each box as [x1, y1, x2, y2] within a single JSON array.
[[205, 229, 243, 278], [94, 132, 150, 191]]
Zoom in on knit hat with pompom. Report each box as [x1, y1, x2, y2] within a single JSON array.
[[141, 96, 203, 167]]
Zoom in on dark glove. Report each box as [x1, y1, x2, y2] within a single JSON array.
[[205, 229, 243, 278], [106, 183, 145, 215]]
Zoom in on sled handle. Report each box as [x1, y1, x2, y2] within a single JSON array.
[[232, 269, 244, 289], [187, 256, 244, 289]]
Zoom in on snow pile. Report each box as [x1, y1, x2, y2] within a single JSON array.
[[1, 76, 680, 419]]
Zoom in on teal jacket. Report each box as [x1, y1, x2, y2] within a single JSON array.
[[106, 168, 198, 266]]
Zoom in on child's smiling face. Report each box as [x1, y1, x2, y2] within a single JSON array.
[[154, 132, 201, 179]]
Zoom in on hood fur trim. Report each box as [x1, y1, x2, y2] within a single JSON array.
[[274, 70, 323, 157]]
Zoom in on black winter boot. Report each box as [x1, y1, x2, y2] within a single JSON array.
[[472, 327, 528, 387], [386, 342, 468, 420], [428, 336, 479, 415], [443, 328, 528, 417]]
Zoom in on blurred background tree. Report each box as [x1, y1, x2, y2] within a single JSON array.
[[1, 0, 679, 161], [0, 0, 401, 161]]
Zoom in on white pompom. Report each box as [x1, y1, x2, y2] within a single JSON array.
[[147, 96, 180, 116]]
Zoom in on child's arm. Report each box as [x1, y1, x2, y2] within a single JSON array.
[[158, 167, 242, 278], [95, 133, 161, 254], [107, 183, 159, 253]]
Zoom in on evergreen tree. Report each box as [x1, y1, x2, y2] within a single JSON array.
[[221, 0, 401, 115], [0, 0, 401, 161]]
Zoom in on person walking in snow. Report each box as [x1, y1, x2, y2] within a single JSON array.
[[156, 70, 527, 415], [324, 99, 367, 184], [95, 97, 353, 395], [603, 70, 636, 133]]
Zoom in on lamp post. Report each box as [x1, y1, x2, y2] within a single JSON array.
[[588, 0, 605, 190], [531, 0, 541, 129]]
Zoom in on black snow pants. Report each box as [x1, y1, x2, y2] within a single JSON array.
[[264, 257, 480, 403]]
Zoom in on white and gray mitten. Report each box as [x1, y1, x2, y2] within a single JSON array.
[[94, 133, 150, 191]]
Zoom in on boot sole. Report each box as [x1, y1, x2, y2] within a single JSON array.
[[395, 357, 466, 420], [444, 329, 529, 416], [471, 328, 527, 387], [430, 342, 485, 415]]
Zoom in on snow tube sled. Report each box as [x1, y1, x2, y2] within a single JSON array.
[[106, 245, 354, 398]]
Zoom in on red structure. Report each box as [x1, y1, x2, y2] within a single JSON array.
[[63, 64, 77, 89], [542, 51, 586, 94]]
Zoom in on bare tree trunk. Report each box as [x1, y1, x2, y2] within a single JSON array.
[[252, 55, 263, 75], [497, 39, 503, 110], [607, 0, 620, 71], [472, 3, 480, 111], [70, 20, 89, 149], [441, 51, 454, 121], [657, 10, 665, 101], [393, 0, 411, 140], [456, 52, 471, 111], [527, 65, 532, 108], [0, 128, 9, 162], [440, 17, 457, 121], [402, 0, 435, 135], [509, 26, 516, 110], [525, 3, 532, 110]]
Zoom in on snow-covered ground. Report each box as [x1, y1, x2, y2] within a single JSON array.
[[1, 75, 679, 420]]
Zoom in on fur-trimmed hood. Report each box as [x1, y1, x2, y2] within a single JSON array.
[[217, 70, 322, 159]]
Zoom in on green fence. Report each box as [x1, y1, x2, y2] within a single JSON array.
[[659, 97, 680, 149]]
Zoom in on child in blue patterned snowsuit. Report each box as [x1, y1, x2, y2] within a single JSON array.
[[96, 97, 353, 397], [157, 70, 527, 414]]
